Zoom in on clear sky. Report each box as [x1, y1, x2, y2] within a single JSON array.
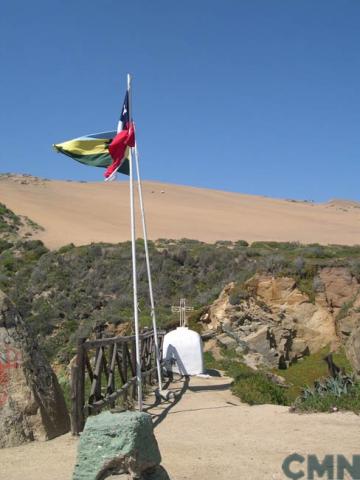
[[1, 1, 359, 202]]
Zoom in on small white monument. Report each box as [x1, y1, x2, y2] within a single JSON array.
[[163, 299, 204, 375]]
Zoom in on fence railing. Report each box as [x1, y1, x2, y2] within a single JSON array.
[[70, 330, 165, 435]]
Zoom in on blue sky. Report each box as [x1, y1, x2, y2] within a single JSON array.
[[1, 0, 359, 201]]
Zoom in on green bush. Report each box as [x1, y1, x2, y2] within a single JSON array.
[[295, 377, 360, 414], [251, 241, 300, 251], [231, 370, 288, 406], [0, 239, 12, 253], [204, 348, 359, 412], [204, 352, 287, 406], [234, 240, 249, 247], [277, 346, 352, 402], [229, 284, 250, 305], [301, 373, 355, 399]]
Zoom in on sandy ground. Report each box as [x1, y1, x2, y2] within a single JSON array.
[[1, 176, 360, 248], [1, 375, 359, 480]]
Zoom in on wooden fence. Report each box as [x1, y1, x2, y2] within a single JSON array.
[[70, 330, 165, 435]]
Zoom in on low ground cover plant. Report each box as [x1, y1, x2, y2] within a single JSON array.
[[204, 348, 360, 414]]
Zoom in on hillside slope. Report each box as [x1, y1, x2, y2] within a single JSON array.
[[1, 174, 360, 248]]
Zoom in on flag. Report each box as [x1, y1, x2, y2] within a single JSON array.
[[104, 91, 135, 179], [53, 91, 135, 178]]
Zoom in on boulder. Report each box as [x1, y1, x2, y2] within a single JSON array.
[[73, 411, 168, 480], [346, 325, 360, 375], [0, 290, 70, 448], [337, 314, 358, 337], [290, 303, 337, 352], [216, 333, 237, 350], [244, 326, 278, 366], [337, 312, 360, 374], [320, 267, 358, 310], [247, 275, 309, 306]]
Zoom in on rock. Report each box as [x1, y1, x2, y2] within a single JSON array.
[[216, 333, 237, 350], [292, 303, 337, 352], [265, 372, 288, 387], [247, 275, 308, 306], [206, 282, 236, 329], [337, 314, 358, 336], [320, 267, 358, 310], [73, 411, 166, 480], [203, 338, 222, 361], [337, 310, 360, 374], [346, 326, 360, 375], [242, 352, 265, 370], [0, 291, 70, 448], [205, 274, 339, 369], [244, 326, 278, 366], [235, 344, 248, 355]]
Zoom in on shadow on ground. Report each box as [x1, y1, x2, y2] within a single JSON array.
[[144, 371, 237, 429]]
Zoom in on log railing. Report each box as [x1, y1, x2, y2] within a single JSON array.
[[70, 330, 165, 435]]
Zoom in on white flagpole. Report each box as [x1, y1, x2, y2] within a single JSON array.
[[127, 73, 143, 411], [133, 140, 163, 391]]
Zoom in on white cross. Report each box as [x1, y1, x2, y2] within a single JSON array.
[[171, 298, 194, 327]]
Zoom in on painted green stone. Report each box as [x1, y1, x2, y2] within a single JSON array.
[[73, 411, 161, 480]]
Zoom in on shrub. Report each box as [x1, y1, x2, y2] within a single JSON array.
[[279, 346, 354, 402], [350, 259, 360, 282], [295, 375, 360, 414], [229, 284, 250, 305], [58, 243, 75, 254], [312, 275, 325, 293], [303, 244, 334, 259], [0, 239, 12, 254], [204, 352, 288, 406], [215, 240, 233, 248], [234, 240, 249, 247], [336, 298, 356, 322], [263, 254, 287, 275], [293, 256, 305, 275], [231, 369, 288, 406], [251, 241, 300, 251]]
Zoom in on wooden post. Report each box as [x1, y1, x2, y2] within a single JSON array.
[[122, 342, 128, 405], [70, 338, 86, 435], [131, 338, 137, 400]]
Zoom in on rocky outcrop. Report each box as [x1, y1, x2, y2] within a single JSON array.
[[202, 269, 359, 371], [319, 267, 359, 312], [0, 290, 70, 448], [334, 292, 360, 374], [346, 325, 360, 374]]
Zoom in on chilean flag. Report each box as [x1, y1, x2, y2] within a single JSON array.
[[105, 91, 135, 179]]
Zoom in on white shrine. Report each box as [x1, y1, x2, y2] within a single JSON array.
[[163, 299, 204, 376]]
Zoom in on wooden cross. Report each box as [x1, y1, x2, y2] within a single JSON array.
[[171, 298, 194, 327]]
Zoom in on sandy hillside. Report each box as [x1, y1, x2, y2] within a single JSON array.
[[1, 375, 359, 480], [1, 174, 360, 249]]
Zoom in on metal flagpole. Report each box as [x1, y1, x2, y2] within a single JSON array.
[[127, 73, 143, 410], [133, 140, 163, 391]]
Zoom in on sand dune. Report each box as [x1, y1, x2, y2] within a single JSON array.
[[0, 174, 359, 249]]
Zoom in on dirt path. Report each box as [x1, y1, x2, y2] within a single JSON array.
[[0, 375, 359, 479]]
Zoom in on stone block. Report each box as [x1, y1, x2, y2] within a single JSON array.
[[73, 411, 164, 480]]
